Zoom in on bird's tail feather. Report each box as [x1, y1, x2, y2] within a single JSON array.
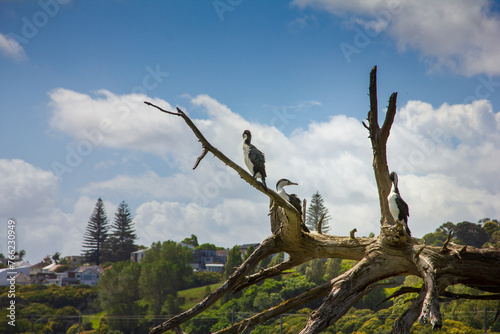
[[404, 222, 411, 237]]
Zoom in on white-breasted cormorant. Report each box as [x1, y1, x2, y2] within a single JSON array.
[[276, 178, 309, 232], [242, 130, 267, 191], [388, 171, 411, 236]]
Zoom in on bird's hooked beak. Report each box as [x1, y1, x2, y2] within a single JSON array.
[[289, 182, 298, 186]]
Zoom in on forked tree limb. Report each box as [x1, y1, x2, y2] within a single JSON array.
[[363, 66, 398, 225]]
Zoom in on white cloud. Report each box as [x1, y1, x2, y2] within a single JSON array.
[[134, 199, 269, 249], [292, 0, 500, 76], [0, 33, 27, 61], [288, 15, 319, 32]]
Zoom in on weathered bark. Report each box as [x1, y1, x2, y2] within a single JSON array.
[[144, 66, 500, 334], [362, 66, 397, 226]]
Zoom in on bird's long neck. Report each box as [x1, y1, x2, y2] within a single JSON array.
[[276, 184, 288, 199], [391, 181, 399, 195]]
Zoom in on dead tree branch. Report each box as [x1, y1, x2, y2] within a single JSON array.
[[233, 259, 298, 293], [364, 66, 398, 226]]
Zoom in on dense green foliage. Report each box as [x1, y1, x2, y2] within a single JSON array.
[[423, 219, 499, 248], [182, 234, 199, 247], [0, 284, 97, 333], [98, 261, 144, 333], [139, 241, 194, 319], [223, 245, 243, 279]]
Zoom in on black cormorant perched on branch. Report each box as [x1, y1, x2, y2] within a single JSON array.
[[388, 171, 411, 236], [242, 130, 267, 191]]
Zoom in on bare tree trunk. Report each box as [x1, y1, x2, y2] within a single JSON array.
[[144, 66, 500, 334]]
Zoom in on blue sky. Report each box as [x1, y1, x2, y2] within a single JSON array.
[[1, 0, 500, 264]]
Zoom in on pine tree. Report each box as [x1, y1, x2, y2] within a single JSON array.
[[82, 198, 109, 265], [306, 191, 331, 233], [108, 201, 138, 262]]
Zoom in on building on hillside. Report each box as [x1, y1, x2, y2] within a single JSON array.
[[73, 266, 102, 286], [131, 249, 149, 263], [31, 272, 57, 285], [0, 261, 31, 286], [191, 249, 227, 272], [205, 263, 225, 273], [45, 269, 79, 286], [216, 249, 229, 258], [29, 261, 46, 275], [42, 263, 60, 273], [42, 265, 102, 286], [239, 243, 260, 257], [13, 272, 30, 286]]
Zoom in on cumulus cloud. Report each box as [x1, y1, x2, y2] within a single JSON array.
[[0, 33, 27, 60], [292, 0, 500, 76], [134, 199, 268, 249]]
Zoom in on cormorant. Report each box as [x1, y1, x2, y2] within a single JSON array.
[[388, 171, 411, 236], [276, 178, 309, 232], [242, 130, 267, 191]]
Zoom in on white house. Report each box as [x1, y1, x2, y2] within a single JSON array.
[[73, 266, 101, 286], [130, 249, 149, 263], [0, 261, 31, 286]]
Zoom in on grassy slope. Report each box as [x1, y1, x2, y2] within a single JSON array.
[[178, 283, 220, 311]]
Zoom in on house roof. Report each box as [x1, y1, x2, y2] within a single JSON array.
[[14, 272, 30, 283], [14, 260, 31, 268], [42, 263, 67, 272], [30, 262, 46, 270], [73, 265, 101, 274]]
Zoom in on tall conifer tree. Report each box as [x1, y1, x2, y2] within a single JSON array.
[[108, 201, 137, 262], [306, 191, 331, 233], [82, 198, 109, 265]]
